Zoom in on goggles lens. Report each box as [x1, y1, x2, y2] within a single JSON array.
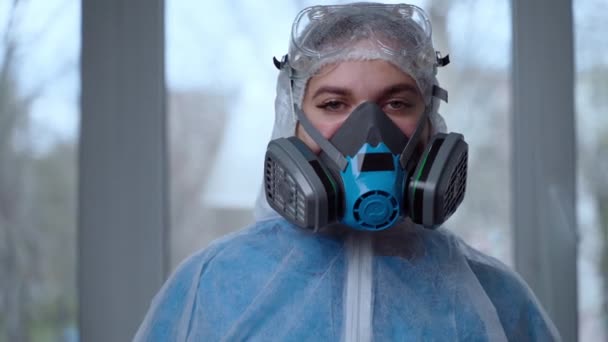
[[290, 3, 432, 67]]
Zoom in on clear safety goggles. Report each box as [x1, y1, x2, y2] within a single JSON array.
[[287, 3, 433, 72]]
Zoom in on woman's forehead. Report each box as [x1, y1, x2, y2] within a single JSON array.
[[306, 59, 421, 98]]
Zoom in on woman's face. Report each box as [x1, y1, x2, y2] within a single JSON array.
[[297, 59, 428, 154]]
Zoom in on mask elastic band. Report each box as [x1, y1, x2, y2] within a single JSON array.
[[294, 104, 349, 171], [399, 106, 429, 171]]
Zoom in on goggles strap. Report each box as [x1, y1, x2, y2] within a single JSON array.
[[436, 52, 450, 67], [273, 54, 289, 70], [432, 85, 448, 103]]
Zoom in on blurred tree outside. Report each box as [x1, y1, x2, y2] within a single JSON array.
[[574, 0, 608, 337], [577, 65, 608, 336], [0, 0, 77, 341]]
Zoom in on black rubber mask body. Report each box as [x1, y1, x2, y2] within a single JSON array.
[[328, 102, 408, 157]]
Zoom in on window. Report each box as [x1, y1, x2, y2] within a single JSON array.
[[0, 0, 79, 340]]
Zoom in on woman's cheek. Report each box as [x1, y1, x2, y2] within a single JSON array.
[[296, 120, 344, 154], [391, 117, 431, 148], [393, 120, 418, 137], [316, 120, 344, 140]]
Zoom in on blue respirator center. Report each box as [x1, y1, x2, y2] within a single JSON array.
[[353, 190, 399, 229], [340, 142, 406, 231]]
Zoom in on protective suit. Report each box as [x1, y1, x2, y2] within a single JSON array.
[[135, 3, 560, 341], [134, 218, 559, 341]]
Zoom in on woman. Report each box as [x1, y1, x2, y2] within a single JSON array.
[[135, 3, 560, 341]]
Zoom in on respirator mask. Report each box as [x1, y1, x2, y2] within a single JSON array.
[[264, 101, 468, 231]]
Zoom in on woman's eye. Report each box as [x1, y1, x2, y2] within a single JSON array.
[[384, 100, 412, 111], [318, 100, 347, 112]]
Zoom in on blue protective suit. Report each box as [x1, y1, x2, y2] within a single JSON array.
[[134, 217, 560, 341]]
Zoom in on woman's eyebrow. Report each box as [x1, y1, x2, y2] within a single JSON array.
[[380, 83, 420, 97], [312, 86, 352, 99]]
